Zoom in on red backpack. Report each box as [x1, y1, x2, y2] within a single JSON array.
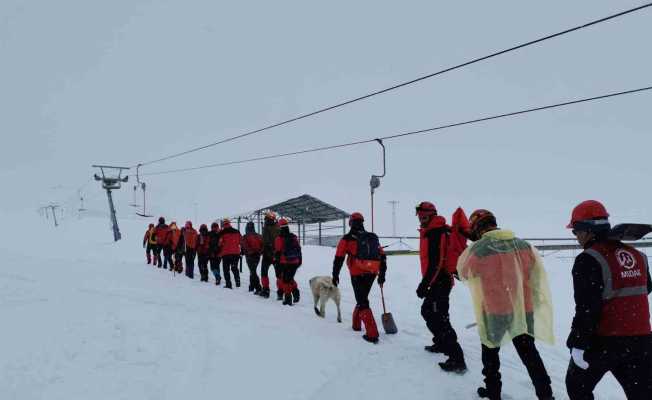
[[243, 233, 263, 255], [439, 207, 470, 274]]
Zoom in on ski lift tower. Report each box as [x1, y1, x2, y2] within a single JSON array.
[[93, 165, 129, 242]]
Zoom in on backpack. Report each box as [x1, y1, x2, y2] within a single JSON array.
[[355, 231, 382, 273], [439, 207, 469, 274], [283, 234, 302, 264]]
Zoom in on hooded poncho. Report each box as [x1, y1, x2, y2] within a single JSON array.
[[457, 229, 554, 348]]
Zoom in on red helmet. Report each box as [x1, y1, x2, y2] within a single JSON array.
[[278, 218, 289, 227], [185, 221, 192, 228], [350, 212, 364, 222], [567, 200, 609, 229], [469, 209, 497, 236], [416, 201, 437, 217]]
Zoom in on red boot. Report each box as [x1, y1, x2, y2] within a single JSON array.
[[352, 306, 362, 332], [359, 308, 379, 343]]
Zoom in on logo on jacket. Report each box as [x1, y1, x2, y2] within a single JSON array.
[[615, 249, 636, 270]]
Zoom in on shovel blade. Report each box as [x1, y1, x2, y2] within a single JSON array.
[[609, 223, 652, 241], [382, 312, 398, 334]]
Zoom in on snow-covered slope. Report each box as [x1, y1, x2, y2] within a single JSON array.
[[1, 213, 633, 399]]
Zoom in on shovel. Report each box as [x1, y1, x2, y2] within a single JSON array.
[[609, 223, 652, 241], [380, 285, 398, 334]]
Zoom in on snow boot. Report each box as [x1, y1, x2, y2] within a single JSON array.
[[260, 288, 270, 298], [253, 287, 262, 295], [215, 277, 221, 286], [283, 293, 293, 306], [477, 387, 500, 400], [362, 335, 379, 344], [225, 281, 233, 289], [352, 306, 362, 332], [292, 288, 300, 303], [424, 343, 445, 354], [276, 290, 283, 301], [248, 285, 254, 292], [147, 254, 151, 264], [438, 358, 467, 374], [359, 308, 379, 343]]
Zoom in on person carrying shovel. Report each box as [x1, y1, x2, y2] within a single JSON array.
[[457, 209, 555, 400], [332, 212, 387, 344]]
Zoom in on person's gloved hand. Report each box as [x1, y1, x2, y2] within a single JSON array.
[[571, 348, 589, 370], [416, 280, 429, 298], [332, 274, 339, 287], [377, 273, 385, 287]]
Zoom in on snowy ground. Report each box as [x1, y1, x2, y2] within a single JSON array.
[[1, 213, 639, 400]]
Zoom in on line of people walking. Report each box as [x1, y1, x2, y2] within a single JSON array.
[[143, 212, 303, 305], [142, 199, 652, 400]]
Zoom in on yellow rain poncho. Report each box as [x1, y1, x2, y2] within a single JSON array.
[[457, 229, 554, 348]]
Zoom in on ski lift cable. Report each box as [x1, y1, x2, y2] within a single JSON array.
[[140, 85, 652, 177], [132, 3, 652, 169]]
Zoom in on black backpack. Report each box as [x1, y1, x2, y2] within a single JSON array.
[[283, 234, 302, 263], [356, 231, 381, 261]]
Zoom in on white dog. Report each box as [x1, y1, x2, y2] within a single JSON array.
[[309, 276, 342, 323]]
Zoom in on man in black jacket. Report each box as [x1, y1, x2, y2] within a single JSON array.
[[565, 200, 652, 400]]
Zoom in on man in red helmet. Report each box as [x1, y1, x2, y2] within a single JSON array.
[[208, 222, 222, 285], [565, 200, 652, 399], [332, 212, 387, 343], [154, 217, 169, 268], [415, 201, 467, 373], [183, 221, 198, 279], [274, 218, 302, 305], [459, 209, 554, 400]]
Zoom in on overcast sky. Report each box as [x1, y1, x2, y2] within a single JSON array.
[[1, 0, 651, 237]]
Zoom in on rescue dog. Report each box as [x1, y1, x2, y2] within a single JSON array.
[[309, 276, 342, 323]]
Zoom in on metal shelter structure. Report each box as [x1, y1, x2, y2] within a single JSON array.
[[232, 194, 350, 246]]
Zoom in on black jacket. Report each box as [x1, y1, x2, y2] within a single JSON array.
[[567, 239, 652, 350]]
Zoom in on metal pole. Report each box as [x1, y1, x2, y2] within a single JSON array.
[[343, 217, 346, 235], [106, 189, 121, 241], [319, 222, 322, 246], [51, 206, 59, 227], [371, 190, 375, 232], [388, 200, 398, 236]]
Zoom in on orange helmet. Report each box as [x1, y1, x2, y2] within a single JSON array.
[[278, 218, 289, 227], [469, 209, 497, 238], [567, 200, 609, 229]]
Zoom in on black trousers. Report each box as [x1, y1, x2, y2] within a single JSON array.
[[261, 254, 280, 289], [163, 246, 173, 269], [246, 254, 261, 289], [197, 255, 209, 282], [222, 255, 240, 285], [482, 335, 552, 399], [566, 335, 652, 400], [153, 245, 163, 266], [185, 249, 196, 278], [351, 273, 376, 310], [421, 271, 464, 361]]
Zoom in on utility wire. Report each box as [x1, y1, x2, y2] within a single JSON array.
[[135, 3, 652, 168], [141, 85, 652, 177]]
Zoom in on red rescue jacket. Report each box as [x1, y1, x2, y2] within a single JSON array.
[[242, 233, 264, 256], [585, 241, 651, 336], [155, 223, 170, 246], [274, 233, 302, 265], [184, 226, 198, 250], [334, 231, 385, 276], [219, 225, 242, 257]]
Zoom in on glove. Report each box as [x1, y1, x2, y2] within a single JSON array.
[[332, 275, 339, 287], [416, 280, 429, 299], [571, 348, 589, 370], [377, 273, 386, 286]]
